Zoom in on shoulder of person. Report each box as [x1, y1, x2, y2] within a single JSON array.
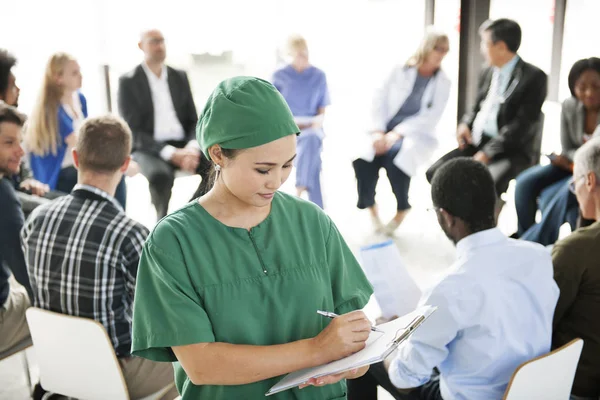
[[145, 202, 198, 250], [432, 68, 450, 86], [519, 58, 547, 79], [554, 223, 600, 259], [119, 65, 143, 81], [561, 96, 579, 113], [166, 65, 188, 79], [275, 191, 332, 229], [0, 178, 18, 204], [310, 65, 327, 78]]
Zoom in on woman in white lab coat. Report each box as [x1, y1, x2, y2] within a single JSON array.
[[353, 28, 451, 235]]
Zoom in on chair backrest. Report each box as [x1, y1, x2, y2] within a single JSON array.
[[26, 308, 129, 400], [503, 338, 583, 400], [529, 112, 546, 167]]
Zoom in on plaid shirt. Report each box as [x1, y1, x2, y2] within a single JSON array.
[[21, 184, 149, 356]]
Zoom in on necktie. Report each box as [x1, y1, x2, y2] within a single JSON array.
[[472, 71, 501, 146]]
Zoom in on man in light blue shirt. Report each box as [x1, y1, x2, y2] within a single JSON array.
[[348, 158, 559, 400], [393, 158, 559, 400]]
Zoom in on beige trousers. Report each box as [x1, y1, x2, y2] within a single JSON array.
[[0, 281, 31, 354], [119, 355, 178, 400]]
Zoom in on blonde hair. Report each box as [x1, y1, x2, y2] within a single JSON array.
[[286, 34, 308, 57], [405, 27, 449, 68], [25, 52, 76, 156]]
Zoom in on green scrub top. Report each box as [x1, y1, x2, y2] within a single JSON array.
[[131, 192, 373, 399]]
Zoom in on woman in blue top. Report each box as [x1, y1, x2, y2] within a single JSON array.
[[272, 35, 330, 208], [25, 53, 127, 208]]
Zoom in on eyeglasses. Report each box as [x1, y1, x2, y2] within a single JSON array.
[[569, 175, 586, 194], [426, 206, 442, 213]]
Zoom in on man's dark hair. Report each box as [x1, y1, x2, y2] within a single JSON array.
[[0, 103, 26, 128], [480, 18, 522, 53], [77, 115, 131, 173], [0, 49, 17, 98], [431, 158, 497, 233], [567, 57, 600, 97]]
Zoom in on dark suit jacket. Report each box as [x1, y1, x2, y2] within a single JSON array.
[[118, 65, 198, 157], [461, 57, 547, 163]]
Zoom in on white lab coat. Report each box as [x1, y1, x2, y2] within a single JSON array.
[[357, 65, 451, 177]]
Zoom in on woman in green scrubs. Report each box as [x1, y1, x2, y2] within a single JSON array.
[[131, 76, 374, 399]]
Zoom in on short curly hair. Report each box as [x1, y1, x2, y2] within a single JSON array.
[[431, 158, 497, 233]]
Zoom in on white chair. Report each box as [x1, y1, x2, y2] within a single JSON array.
[[503, 338, 584, 400], [25, 308, 174, 400]]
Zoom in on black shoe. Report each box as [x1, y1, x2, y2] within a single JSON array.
[[32, 383, 47, 400], [32, 383, 67, 400], [509, 232, 520, 239]]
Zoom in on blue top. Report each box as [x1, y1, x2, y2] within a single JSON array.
[[388, 228, 559, 400], [385, 73, 431, 132], [30, 92, 88, 190], [272, 65, 330, 117]]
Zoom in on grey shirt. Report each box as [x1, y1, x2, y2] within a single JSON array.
[[561, 96, 600, 161], [385, 74, 432, 132]]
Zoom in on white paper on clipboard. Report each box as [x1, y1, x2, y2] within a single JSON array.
[[265, 305, 436, 396]]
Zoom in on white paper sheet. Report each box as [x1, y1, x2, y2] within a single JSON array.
[[359, 240, 422, 319]]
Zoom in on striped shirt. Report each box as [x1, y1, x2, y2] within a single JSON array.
[[21, 184, 149, 356]]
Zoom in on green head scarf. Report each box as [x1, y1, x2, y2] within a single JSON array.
[[196, 76, 299, 160]]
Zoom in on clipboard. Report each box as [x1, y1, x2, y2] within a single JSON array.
[[265, 305, 437, 396]]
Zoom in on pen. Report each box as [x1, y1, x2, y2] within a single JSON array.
[[317, 310, 385, 333]]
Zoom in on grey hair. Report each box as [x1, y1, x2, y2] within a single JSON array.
[[574, 136, 600, 179]]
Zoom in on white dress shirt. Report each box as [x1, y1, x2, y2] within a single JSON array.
[[472, 55, 520, 144], [141, 63, 186, 161], [388, 228, 559, 400]]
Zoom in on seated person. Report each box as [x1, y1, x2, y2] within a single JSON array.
[[118, 29, 211, 218], [25, 53, 128, 209], [348, 158, 559, 400], [0, 104, 32, 355], [552, 136, 600, 399], [353, 28, 451, 235], [272, 34, 331, 209], [426, 19, 547, 207], [0, 48, 54, 214], [21, 115, 176, 400], [515, 57, 600, 245]]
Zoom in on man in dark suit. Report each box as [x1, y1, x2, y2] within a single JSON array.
[[426, 19, 547, 198], [118, 29, 210, 219]]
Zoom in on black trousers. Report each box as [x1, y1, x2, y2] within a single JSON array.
[[347, 362, 442, 400], [353, 139, 411, 211], [425, 136, 528, 196], [134, 141, 211, 219]]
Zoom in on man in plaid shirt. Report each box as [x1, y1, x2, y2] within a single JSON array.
[[22, 115, 176, 400]]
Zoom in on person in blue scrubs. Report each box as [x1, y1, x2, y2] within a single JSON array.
[[272, 34, 330, 208]]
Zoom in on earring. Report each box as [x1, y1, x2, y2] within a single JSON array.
[[215, 164, 221, 172]]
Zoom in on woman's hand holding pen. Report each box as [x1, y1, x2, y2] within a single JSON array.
[[310, 310, 371, 364], [299, 310, 371, 389]]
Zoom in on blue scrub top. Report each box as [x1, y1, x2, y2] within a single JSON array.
[[272, 65, 331, 117]]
